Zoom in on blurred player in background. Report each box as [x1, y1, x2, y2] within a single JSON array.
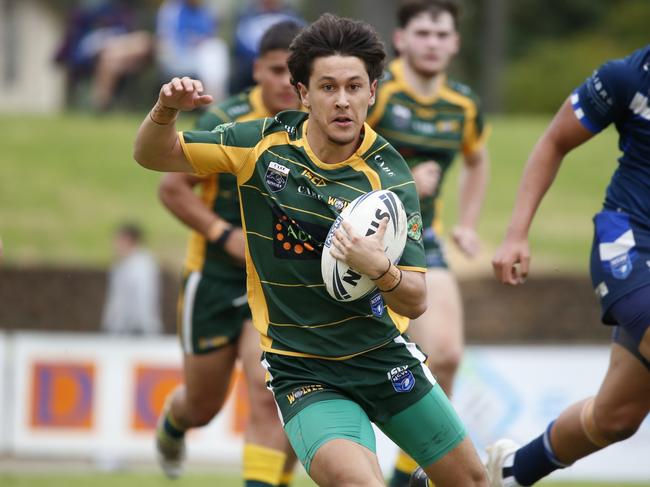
[[155, 21, 303, 487], [134, 13, 488, 487], [366, 1, 490, 484], [489, 45, 650, 486]]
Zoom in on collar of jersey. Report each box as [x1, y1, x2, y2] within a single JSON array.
[[390, 58, 447, 106], [296, 119, 378, 170]]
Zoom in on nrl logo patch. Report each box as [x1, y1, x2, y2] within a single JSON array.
[[407, 213, 423, 241], [265, 161, 290, 192], [387, 365, 415, 393], [369, 293, 384, 317]]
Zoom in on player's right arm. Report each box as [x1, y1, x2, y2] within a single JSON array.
[[158, 174, 245, 265], [492, 98, 594, 285], [133, 77, 213, 172]]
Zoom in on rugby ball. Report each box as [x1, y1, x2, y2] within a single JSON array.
[[321, 189, 407, 302]]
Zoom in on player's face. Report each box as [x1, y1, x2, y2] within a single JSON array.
[[394, 11, 459, 77], [298, 55, 377, 147], [254, 49, 300, 114]]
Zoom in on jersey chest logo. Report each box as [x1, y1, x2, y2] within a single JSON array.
[[265, 161, 290, 192]]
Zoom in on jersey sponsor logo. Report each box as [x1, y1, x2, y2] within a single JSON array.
[[297, 185, 350, 211], [370, 293, 384, 317], [327, 195, 350, 212], [407, 212, 423, 241], [273, 213, 325, 260], [286, 384, 325, 405], [211, 122, 235, 133], [391, 104, 412, 129], [297, 184, 323, 201], [629, 92, 650, 120], [198, 335, 230, 350], [387, 365, 415, 393], [436, 120, 461, 133], [265, 161, 290, 192], [373, 154, 394, 176], [301, 169, 327, 187], [412, 120, 437, 135], [228, 103, 250, 117]]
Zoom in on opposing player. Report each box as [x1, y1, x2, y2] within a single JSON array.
[[134, 13, 488, 487], [155, 21, 303, 487], [488, 46, 650, 486], [366, 1, 490, 483]]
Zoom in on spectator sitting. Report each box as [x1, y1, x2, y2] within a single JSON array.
[[156, 0, 229, 103], [101, 223, 162, 336], [54, 0, 153, 111], [230, 0, 303, 92]]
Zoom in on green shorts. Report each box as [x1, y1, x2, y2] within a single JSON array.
[[263, 336, 466, 471], [178, 271, 250, 354]]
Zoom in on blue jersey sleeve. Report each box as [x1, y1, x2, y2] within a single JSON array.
[[572, 60, 633, 133]]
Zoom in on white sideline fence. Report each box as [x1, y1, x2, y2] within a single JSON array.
[[0, 331, 648, 481]]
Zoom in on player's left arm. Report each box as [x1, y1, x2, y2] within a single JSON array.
[[453, 145, 490, 257], [331, 219, 426, 319]]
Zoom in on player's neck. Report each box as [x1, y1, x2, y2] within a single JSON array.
[[401, 59, 444, 98], [305, 122, 361, 164]]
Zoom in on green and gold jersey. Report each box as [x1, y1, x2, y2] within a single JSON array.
[[367, 58, 489, 232], [180, 111, 426, 359], [184, 86, 272, 280]]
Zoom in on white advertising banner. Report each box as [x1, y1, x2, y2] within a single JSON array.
[[454, 346, 649, 481], [11, 332, 245, 464], [9, 334, 650, 480]]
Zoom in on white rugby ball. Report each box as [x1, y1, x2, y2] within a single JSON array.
[[321, 189, 407, 302]]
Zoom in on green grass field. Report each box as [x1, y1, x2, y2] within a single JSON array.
[[0, 112, 618, 272], [0, 472, 646, 487]]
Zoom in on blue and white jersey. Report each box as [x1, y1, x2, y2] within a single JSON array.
[[572, 45, 650, 225]]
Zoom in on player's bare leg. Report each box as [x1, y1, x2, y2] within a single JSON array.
[[486, 343, 650, 486], [156, 344, 238, 478], [309, 439, 385, 487], [391, 268, 464, 484], [417, 436, 487, 487], [551, 343, 650, 461], [239, 319, 297, 486], [410, 268, 464, 395]]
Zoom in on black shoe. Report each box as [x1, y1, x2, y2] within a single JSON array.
[[409, 467, 429, 487]]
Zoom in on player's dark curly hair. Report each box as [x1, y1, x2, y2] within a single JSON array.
[[287, 13, 386, 89], [397, 0, 461, 30]]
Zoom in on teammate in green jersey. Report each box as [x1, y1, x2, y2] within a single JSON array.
[[154, 22, 302, 487], [134, 13, 487, 487], [366, 2, 490, 483]]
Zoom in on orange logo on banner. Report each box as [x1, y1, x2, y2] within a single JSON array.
[[132, 365, 182, 432], [30, 361, 95, 430]]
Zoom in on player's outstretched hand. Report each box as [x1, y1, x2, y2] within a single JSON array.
[[492, 237, 530, 285], [330, 218, 390, 278], [159, 77, 213, 112], [452, 225, 480, 258]]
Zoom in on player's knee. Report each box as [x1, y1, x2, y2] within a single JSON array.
[[429, 346, 462, 377], [583, 397, 642, 447], [185, 399, 222, 426], [593, 403, 643, 443]]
